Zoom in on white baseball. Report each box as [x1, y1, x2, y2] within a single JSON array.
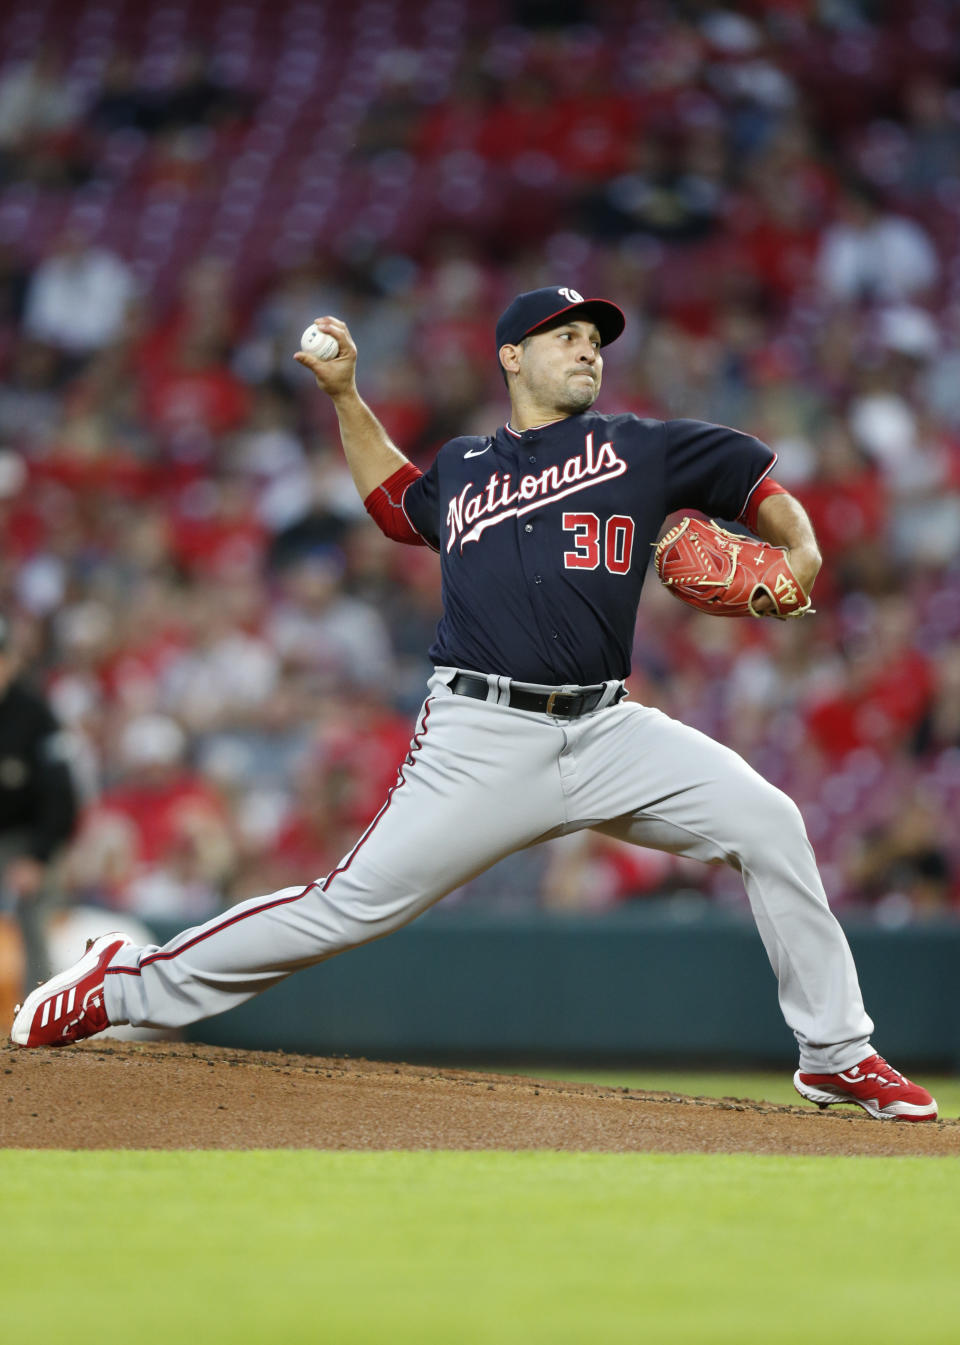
[[300, 324, 339, 360]]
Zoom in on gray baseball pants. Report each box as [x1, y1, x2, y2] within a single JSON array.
[[103, 669, 873, 1072]]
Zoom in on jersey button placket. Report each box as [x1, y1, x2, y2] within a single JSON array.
[[515, 436, 557, 653], [517, 509, 559, 655]]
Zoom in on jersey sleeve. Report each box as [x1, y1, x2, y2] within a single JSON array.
[[664, 419, 777, 522], [740, 473, 787, 534], [400, 459, 442, 551], [364, 463, 426, 545]]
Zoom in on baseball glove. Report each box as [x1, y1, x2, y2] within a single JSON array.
[[653, 516, 813, 619]]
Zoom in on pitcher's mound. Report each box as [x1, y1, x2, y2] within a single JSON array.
[[2, 1040, 957, 1155]]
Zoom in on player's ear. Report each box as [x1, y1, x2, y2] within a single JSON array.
[[499, 342, 521, 378]]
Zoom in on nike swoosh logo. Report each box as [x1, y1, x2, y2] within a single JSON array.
[[464, 445, 492, 458]]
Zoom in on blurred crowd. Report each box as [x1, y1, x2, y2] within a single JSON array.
[[0, 0, 959, 933]]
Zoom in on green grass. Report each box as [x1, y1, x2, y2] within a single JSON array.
[[3, 1151, 960, 1344], [534, 1068, 960, 1117]]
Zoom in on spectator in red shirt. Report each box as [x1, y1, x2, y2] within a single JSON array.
[[66, 713, 234, 920], [142, 334, 251, 445], [805, 598, 934, 762], [797, 419, 889, 563]]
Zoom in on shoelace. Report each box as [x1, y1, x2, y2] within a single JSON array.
[[838, 1059, 903, 1092], [856, 1056, 904, 1090], [61, 990, 108, 1043]]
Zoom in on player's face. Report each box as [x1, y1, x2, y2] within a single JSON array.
[[511, 320, 603, 415]]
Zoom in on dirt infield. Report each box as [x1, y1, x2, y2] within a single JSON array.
[[2, 1040, 958, 1154]]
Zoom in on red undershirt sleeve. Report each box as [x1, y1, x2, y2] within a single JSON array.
[[364, 462, 426, 546], [740, 474, 788, 535]]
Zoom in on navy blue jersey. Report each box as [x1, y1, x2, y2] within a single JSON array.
[[403, 411, 775, 684]]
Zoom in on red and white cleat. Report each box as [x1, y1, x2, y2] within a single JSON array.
[[10, 933, 132, 1048], [794, 1054, 938, 1122]]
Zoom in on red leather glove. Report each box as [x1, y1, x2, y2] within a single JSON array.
[[653, 516, 813, 619]]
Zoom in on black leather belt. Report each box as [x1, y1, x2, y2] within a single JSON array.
[[449, 672, 621, 718]]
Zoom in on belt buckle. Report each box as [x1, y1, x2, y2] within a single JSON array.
[[545, 685, 578, 716]]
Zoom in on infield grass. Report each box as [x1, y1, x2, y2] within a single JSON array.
[[3, 1150, 959, 1344]]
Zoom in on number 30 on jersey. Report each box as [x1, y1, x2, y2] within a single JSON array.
[[562, 513, 636, 574]]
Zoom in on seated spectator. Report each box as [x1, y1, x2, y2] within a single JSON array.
[[351, 56, 424, 158], [141, 256, 236, 368], [0, 339, 62, 446], [226, 381, 312, 532], [796, 419, 888, 566], [146, 44, 252, 136], [64, 713, 234, 920], [816, 183, 939, 302], [249, 776, 341, 896], [142, 334, 252, 460], [168, 475, 266, 577], [415, 72, 496, 161], [0, 44, 75, 141], [266, 448, 360, 569], [161, 584, 278, 733], [0, 243, 29, 334], [268, 548, 395, 693], [915, 645, 960, 756], [845, 794, 956, 921], [731, 117, 828, 312], [475, 72, 563, 170], [0, 44, 84, 186], [0, 450, 41, 565], [552, 65, 637, 185], [56, 586, 187, 725], [84, 52, 155, 138], [580, 127, 727, 245], [23, 230, 136, 358], [804, 598, 934, 762], [899, 75, 960, 199]]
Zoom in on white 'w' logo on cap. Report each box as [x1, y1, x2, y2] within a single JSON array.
[[558, 287, 583, 303]]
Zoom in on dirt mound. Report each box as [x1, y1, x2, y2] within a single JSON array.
[[2, 1040, 957, 1155]]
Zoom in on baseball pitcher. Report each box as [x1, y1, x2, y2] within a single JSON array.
[[12, 288, 937, 1121]]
